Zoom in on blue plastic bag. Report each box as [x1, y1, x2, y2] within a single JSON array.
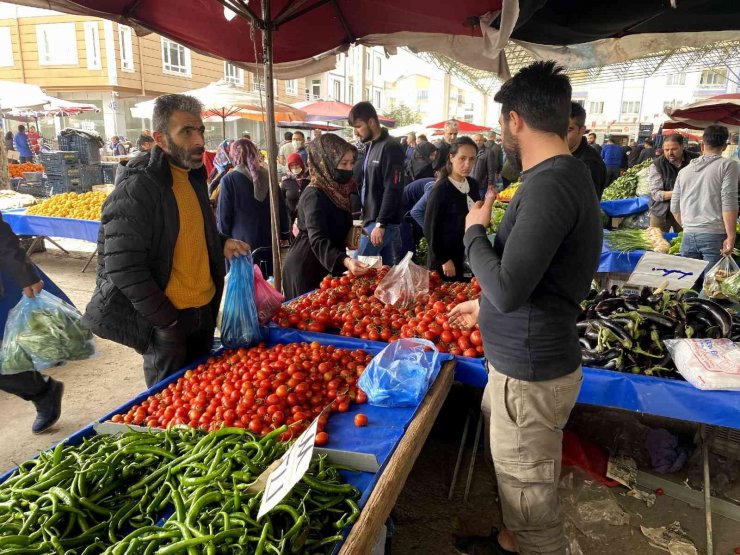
[[220, 254, 262, 348], [1, 290, 96, 375], [358, 338, 439, 407]]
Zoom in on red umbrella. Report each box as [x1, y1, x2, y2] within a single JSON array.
[[427, 120, 492, 132], [664, 93, 740, 130], [295, 100, 395, 127]]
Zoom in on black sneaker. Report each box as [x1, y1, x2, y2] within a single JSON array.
[[455, 528, 518, 555], [32, 379, 64, 434]]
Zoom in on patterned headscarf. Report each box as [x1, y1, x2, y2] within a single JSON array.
[[213, 139, 232, 172], [230, 139, 268, 201], [307, 134, 356, 213]]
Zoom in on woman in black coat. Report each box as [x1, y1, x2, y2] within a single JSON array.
[[408, 141, 438, 180], [216, 139, 289, 276], [280, 151, 309, 224], [282, 135, 370, 299], [424, 136, 481, 282]]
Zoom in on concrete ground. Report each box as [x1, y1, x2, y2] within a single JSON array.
[[1, 242, 737, 554]]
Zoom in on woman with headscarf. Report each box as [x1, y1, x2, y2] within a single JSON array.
[[408, 141, 438, 180], [282, 135, 371, 299], [217, 139, 289, 276], [280, 152, 309, 224], [207, 139, 233, 197]]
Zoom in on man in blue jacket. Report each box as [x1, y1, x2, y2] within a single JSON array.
[[601, 136, 623, 186], [14, 124, 34, 163]]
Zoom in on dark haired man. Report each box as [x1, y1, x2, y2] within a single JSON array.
[[451, 62, 602, 555], [671, 125, 738, 283], [587, 132, 601, 154], [637, 138, 656, 164], [648, 133, 698, 232], [83, 94, 249, 387], [14, 124, 33, 163], [601, 136, 623, 186], [567, 102, 607, 199], [291, 131, 308, 165], [349, 101, 406, 265]]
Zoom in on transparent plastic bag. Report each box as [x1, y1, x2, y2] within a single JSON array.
[[253, 264, 284, 325], [635, 166, 651, 196], [357, 338, 438, 407], [703, 255, 739, 299], [374, 251, 429, 308], [1, 290, 96, 375], [664, 338, 740, 390], [720, 261, 740, 302], [220, 254, 262, 348]]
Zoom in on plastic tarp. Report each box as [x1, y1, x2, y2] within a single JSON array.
[[1, 208, 100, 243], [598, 231, 678, 274], [600, 196, 649, 218]]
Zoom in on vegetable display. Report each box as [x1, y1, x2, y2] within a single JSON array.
[[605, 228, 670, 254], [112, 342, 372, 443], [496, 182, 519, 202], [487, 201, 507, 234], [601, 159, 652, 201], [578, 286, 739, 377], [8, 163, 44, 178], [0, 427, 360, 554], [26, 191, 107, 220], [273, 269, 484, 357]]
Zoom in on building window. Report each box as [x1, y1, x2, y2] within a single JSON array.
[[666, 73, 686, 86], [331, 80, 341, 101], [0, 27, 13, 67], [663, 100, 681, 112], [417, 90, 429, 101], [348, 84, 355, 104], [699, 68, 727, 88], [364, 87, 370, 101], [224, 62, 244, 85], [118, 25, 134, 71], [252, 78, 265, 92], [83, 22, 101, 70], [374, 90, 382, 107], [285, 79, 298, 96], [364, 51, 371, 76], [161, 37, 191, 76], [375, 57, 382, 77], [36, 23, 78, 65], [573, 99, 585, 107], [621, 101, 641, 115], [588, 101, 604, 115]]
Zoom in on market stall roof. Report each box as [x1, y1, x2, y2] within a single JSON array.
[[0, 80, 49, 111], [427, 120, 492, 132], [663, 93, 740, 130], [276, 121, 345, 131], [130, 80, 305, 122], [292, 100, 395, 127]]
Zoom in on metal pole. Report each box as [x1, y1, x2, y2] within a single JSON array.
[[261, 0, 283, 292], [701, 424, 714, 555], [222, 116, 226, 142]]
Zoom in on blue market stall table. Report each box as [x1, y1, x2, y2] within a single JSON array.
[[598, 230, 678, 274], [1, 208, 100, 272], [600, 196, 649, 218]]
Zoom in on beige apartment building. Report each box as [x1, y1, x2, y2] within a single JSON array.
[[0, 3, 309, 146]]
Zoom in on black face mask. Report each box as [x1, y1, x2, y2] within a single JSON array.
[[333, 168, 354, 184]]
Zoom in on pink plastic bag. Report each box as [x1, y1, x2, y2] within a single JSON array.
[[253, 265, 284, 325]]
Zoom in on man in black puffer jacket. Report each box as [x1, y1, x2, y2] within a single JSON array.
[[82, 94, 249, 387]]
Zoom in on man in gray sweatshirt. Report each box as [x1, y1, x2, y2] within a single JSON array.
[[671, 124, 738, 277]]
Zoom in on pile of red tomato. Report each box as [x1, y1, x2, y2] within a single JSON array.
[[273, 269, 485, 357], [111, 341, 372, 444]]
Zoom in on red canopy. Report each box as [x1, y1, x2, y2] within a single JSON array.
[[664, 93, 740, 130], [427, 120, 493, 132], [296, 100, 395, 127]]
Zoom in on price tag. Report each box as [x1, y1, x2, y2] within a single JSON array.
[[628, 252, 708, 291], [257, 417, 320, 519]]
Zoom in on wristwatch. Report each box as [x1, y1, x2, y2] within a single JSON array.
[[375, 222, 385, 229]]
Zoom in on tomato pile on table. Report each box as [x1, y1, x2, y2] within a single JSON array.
[[111, 341, 371, 444], [273, 269, 485, 357]]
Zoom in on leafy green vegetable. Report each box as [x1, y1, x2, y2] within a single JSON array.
[[487, 201, 508, 234], [601, 159, 652, 201], [721, 271, 740, 302], [669, 232, 683, 255]]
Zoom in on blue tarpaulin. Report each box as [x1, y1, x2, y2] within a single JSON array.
[[600, 196, 649, 217], [598, 231, 678, 274], [2, 208, 100, 243]]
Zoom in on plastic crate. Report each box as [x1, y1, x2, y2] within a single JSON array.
[[48, 175, 90, 195], [101, 163, 118, 184], [80, 164, 103, 188], [17, 180, 52, 198], [44, 164, 81, 178], [57, 134, 101, 165], [39, 150, 79, 165]]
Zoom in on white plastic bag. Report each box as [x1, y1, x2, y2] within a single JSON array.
[[374, 252, 429, 308], [664, 339, 740, 390]]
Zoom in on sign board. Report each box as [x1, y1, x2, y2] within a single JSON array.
[[628, 252, 708, 290], [257, 417, 320, 519], [638, 123, 654, 138]]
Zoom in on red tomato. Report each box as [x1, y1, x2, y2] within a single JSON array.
[[470, 330, 483, 347], [314, 432, 329, 446], [354, 414, 368, 427]]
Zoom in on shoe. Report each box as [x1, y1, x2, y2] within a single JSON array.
[[455, 528, 518, 555], [32, 379, 64, 434]]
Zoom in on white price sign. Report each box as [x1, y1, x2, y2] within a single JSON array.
[[628, 252, 709, 290], [257, 417, 319, 520]]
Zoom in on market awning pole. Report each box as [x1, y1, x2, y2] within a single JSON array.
[[222, 115, 226, 141], [261, 0, 282, 292]]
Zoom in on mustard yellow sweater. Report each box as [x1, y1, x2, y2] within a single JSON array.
[[164, 165, 216, 309]]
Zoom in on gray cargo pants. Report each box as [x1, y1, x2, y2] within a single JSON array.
[[482, 364, 582, 555]]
